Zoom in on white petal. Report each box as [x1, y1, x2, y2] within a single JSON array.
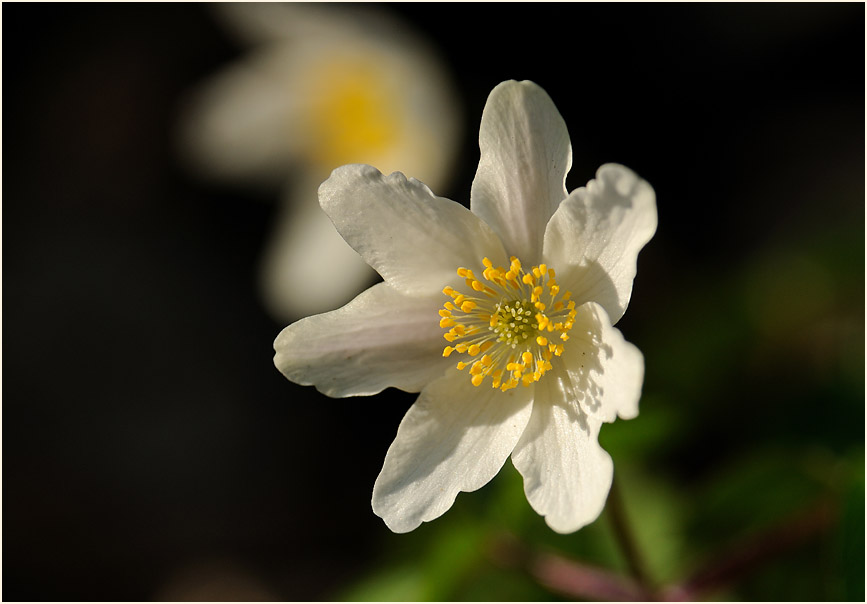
[[511, 374, 613, 534], [470, 80, 571, 264], [372, 371, 534, 533], [273, 283, 451, 397], [543, 163, 657, 324], [560, 302, 645, 423], [259, 174, 376, 322], [319, 164, 509, 295]]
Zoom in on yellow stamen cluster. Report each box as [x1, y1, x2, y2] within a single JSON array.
[[440, 256, 577, 391]]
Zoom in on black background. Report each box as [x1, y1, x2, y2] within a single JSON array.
[[3, 2, 864, 601]]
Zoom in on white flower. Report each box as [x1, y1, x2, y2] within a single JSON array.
[[274, 80, 657, 534], [177, 3, 461, 320]]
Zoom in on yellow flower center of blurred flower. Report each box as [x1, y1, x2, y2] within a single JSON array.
[[308, 58, 402, 167], [440, 256, 577, 391]]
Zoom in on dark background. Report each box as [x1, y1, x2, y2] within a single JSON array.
[[3, 2, 864, 601]]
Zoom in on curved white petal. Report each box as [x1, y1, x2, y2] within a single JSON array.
[[470, 80, 571, 264], [560, 302, 645, 423], [372, 371, 534, 533], [273, 283, 451, 397], [259, 174, 376, 322], [511, 374, 613, 534], [543, 163, 657, 323], [319, 164, 509, 295]]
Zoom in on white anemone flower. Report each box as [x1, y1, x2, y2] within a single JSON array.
[[178, 3, 461, 320], [274, 80, 657, 534]]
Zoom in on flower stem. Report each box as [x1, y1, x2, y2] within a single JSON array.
[[606, 473, 655, 599]]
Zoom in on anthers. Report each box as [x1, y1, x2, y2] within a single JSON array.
[[440, 256, 576, 391]]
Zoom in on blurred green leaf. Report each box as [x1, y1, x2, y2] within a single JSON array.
[[686, 446, 829, 545], [339, 565, 426, 601], [419, 513, 490, 599], [838, 448, 865, 601], [610, 462, 691, 585], [598, 395, 682, 460]]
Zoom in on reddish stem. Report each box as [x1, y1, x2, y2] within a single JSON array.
[[491, 534, 647, 601], [490, 498, 836, 602]]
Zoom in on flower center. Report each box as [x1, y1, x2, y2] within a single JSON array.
[[440, 256, 577, 391], [307, 56, 402, 167]]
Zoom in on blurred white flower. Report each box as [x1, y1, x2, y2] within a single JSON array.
[[178, 3, 462, 319], [274, 80, 657, 533]]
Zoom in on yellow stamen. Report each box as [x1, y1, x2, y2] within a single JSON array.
[[439, 256, 575, 390], [460, 300, 477, 313]]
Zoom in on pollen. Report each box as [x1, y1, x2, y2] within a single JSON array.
[[439, 256, 577, 391]]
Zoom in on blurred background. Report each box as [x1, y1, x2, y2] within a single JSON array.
[[3, 2, 864, 601]]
